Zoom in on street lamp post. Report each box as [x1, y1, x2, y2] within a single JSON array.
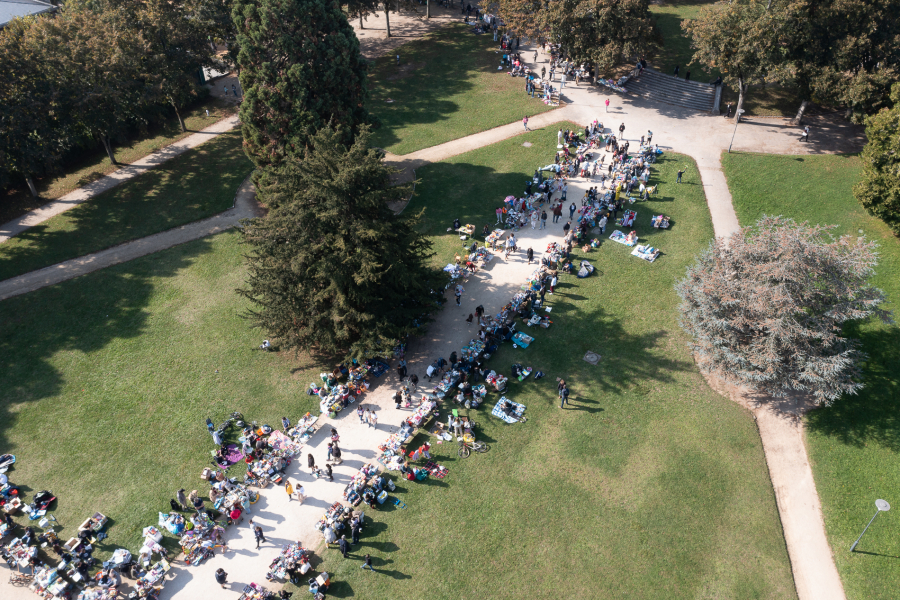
[[727, 109, 746, 153], [850, 499, 890, 552]]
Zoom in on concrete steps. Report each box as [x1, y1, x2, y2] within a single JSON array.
[[627, 68, 717, 112]]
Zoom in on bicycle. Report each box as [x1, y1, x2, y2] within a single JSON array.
[[9, 572, 33, 586], [457, 438, 490, 458]]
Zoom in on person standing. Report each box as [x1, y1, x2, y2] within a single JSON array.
[[559, 380, 570, 408], [569, 202, 576, 220], [684, 71, 691, 81], [552, 202, 562, 223], [540, 210, 548, 229], [253, 524, 266, 550], [560, 72, 566, 88], [370, 409, 378, 429], [673, 65, 679, 78], [361, 554, 374, 572], [327, 442, 334, 462], [307, 453, 316, 472], [618, 123, 625, 138], [677, 168, 686, 183], [285, 480, 294, 502], [363, 408, 371, 425], [598, 214, 608, 234], [215, 568, 228, 589], [325, 464, 333, 482], [800, 125, 810, 142], [523, 115, 529, 131], [550, 274, 558, 295], [332, 444, 342, 465], [562, 221, 571, 236], [296, 484, 306, 503], [357, 405, 364, 423], [527, 247, 534, 264], [455, 284, 464, 306], [605, 98, 610, 112], [557, 129, 563, 145], [561, 182, 568, 201], [496, 206, 503, 224], [177, 489, 189, 511], [338, 535, 350, 558], [351, 518, 361, 544]]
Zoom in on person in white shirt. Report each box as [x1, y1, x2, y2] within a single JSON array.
[[598, 215, 608, 234]]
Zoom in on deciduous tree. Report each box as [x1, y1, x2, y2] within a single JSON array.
[[232, 0, 371, 169], [676, 215, 891, 405], [854, 84, 900, 236], [238, 126, 444, 360]]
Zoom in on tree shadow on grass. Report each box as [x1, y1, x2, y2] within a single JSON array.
[[806, 324, 900, 452], [0, 131, 249, 282], [0, 234, 217, 505]]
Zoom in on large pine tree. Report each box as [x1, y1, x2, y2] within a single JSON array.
[[238, 126, 444, 360], [232, 0, 371, 169]]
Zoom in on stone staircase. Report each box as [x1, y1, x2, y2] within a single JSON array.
[[626, 68, 718, 112]]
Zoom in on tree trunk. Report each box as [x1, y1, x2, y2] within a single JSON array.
[[792, 99, 809, 125], [25, 176, 38, 198], [735, 78, 748, 123], [384, 4, 391, 37], [101, 135, 117, 165], [171, 100, 187, 133], [426, 0, 430, 18]]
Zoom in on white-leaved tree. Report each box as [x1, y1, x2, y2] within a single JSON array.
[[676, 215, 892, 405]]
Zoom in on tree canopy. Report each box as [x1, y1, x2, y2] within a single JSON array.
[[496, 0, 660, 76], [232, 0, 371, 170], [854, 84, 900, 236], [676, 216, 891, 405], [238, 126, 444, 360]]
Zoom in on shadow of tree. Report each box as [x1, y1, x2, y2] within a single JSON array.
[[0, 130, 250, 282]]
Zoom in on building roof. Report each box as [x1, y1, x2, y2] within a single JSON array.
[[0, 0, 57, 29]]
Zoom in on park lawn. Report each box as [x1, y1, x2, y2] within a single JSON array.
[[0, 130, 252, 282], [367, 23, 558, 155], [649, 0, 798, 117], [288, 128, 797, 599], [722, 152, 900, 600], [0, 229, 327, 556], [0, 96, 236, 225]]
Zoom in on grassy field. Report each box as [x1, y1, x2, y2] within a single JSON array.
[[367, 23, 558, 155], [0, 96, 236, 225], [0, 130, 252, 282], [0, 230, 326, 556], [722, 152, 900, 600], [649, 0, 799, 117], [284, 129, 797, 598]]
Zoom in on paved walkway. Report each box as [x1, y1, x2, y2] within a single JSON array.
[[0, 26, 862, 600]]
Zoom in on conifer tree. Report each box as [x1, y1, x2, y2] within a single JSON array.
[[232, 0, 371, 169], [238, 126, 444, 360]]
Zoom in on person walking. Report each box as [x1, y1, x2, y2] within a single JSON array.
[[618, 123, 625, 138], [361, 554, 374, 572], [285, 480, 294, 501], [559, 380, 570, 408], [527, 247, 534, 264], [523, 115, 529, 131], [215, 568, 228, 589], [561, 182, 568, 201], [677, 167, 686, 183], [338, 535, 350, 558], [540, 210, 548, 229], [325, 464, 333, 481], [253, 524, 266, 550], [409, 373, 418, 390], [552, 203, 562, 223], [605, 98, 610, 112], [363, 408, 371, 425], [296, 484, 306, 504], [307, 453, 316, 472], [569, 202, 576, 220], [725, 103, 732, 118], [562, 221, 570, 236], [800, 125, 810, 142], [332, 444, 342, 465], [370, 409, 378, 429], [455, 284, 464, 306], [647, 130, 653, 145], [357, 405, 364, 423]]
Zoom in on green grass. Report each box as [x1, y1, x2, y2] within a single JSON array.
[[0, 96, 236, 225], [0, 230, 325, 557], [284, 128, 796, 599], [722, 152, 900, 600], [650, 0, 799, 117], [0, 130, 252, 282], [367, 23, 557, 155]]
